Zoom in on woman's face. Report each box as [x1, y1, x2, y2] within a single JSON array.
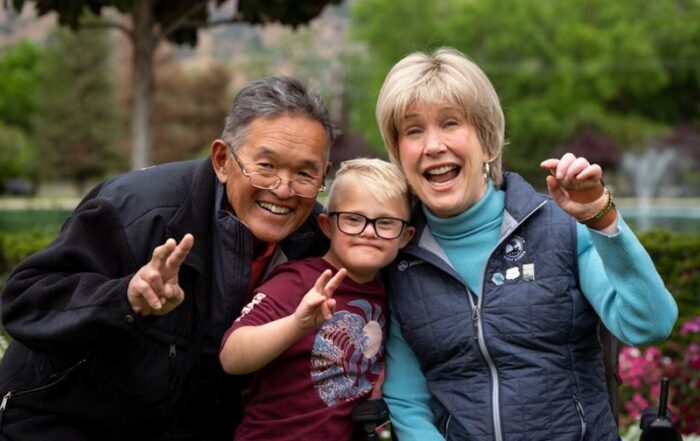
[[397, 101, 489, 218]]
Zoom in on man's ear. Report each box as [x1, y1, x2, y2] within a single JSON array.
[[324, 161, 333, 176], [399, 226, 416, 249], [211, 139, 230, 183], [318, 213, 332, 239]]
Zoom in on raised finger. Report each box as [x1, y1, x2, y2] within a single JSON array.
[[164, 234, 194, 276], [312, 269, 334, 293], [323, 268, 348, 297], [151, 239, 177, 272]]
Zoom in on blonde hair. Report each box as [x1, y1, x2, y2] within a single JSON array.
[[326, 158, 412, 217], [376, 47, 506, 188]]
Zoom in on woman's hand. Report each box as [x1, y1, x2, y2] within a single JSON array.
[[540, 153, 614, 228]]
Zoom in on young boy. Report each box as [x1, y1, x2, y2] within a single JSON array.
[[219, 158, 415, 441]]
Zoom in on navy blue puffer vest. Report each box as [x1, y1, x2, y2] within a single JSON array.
[[386, 173, 617, 441]]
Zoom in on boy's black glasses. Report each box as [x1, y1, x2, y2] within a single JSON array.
[[328, 212, 408, 240]]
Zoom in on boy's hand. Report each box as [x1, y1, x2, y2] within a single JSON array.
[[293, 268, 347, 333]]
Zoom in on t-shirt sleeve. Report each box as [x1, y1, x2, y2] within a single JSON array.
[[228, 264, 306, 332]]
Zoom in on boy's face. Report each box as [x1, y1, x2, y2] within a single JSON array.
[[319, 181, 415, 284]]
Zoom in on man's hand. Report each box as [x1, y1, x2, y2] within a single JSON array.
[[127, 234, 194, 316], [293, 268, 347, 333], [540, 153, 607, 220]]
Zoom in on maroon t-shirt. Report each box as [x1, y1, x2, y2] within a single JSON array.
[[227, 257, 387, 441]]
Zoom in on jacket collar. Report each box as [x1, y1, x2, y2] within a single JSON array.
[[166, 159, 216, 274]]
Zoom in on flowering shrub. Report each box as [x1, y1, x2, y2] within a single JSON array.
[[619, 315, 700, 435]]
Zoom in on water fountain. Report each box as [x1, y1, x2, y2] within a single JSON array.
[[621, 147, 678, 231]]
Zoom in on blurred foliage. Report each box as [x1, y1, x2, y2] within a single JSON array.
[[0, 122, 38, 188], [0, 40, 43, 192], [620, 226, 700, 435], [0, 230, 54, 278], [9, 0, 341, 45], [348, 0, 700, 184], [6, 0, 342, 171], [0, 40, 44, 132], [32, 24, 124, 193], [638, 229, 700, 325], [238, 0, 342, 28], [154, 59, 232, 163]]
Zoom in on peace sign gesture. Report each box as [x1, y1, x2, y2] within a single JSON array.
[[293, 268, 347, 333], [127, 234, 194, 316]]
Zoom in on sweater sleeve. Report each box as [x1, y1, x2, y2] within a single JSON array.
[[383, 310, 446, 441], [576, 216, 678, 345]]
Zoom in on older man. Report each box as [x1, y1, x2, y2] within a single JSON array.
[[0, 76, 336, 441]]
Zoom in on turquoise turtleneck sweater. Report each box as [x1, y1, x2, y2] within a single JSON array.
[[384, 179, 678, 441], [424, 180, 503, 295]]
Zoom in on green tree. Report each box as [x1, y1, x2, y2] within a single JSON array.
[[349, 0, 700, 183], [154, 59, 231, 163], [0, 40, 44, 131], [33, 25, 122, 194], [7, 0, 341, 170], [0, 122, 37, 191]]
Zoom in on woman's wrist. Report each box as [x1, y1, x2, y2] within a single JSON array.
[[577, 188, 617, 230]]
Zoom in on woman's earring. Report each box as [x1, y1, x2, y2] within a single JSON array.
[[483, 162, 490, 182]]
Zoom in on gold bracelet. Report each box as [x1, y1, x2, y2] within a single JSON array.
[[578, 189, 615, 225]]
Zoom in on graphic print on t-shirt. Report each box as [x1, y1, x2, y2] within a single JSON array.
[[310, 299, 384, 406]]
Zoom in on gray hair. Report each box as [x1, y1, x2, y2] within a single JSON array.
[[222, 76, 338, 155]]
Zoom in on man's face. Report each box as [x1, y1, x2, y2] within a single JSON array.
[[212, 114, 329, 243]]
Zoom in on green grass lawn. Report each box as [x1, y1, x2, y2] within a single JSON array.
[[0, 209, 70, 233], [0, 198, 77, 233]]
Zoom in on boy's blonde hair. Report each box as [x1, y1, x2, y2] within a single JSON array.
[[376, 47, 506, 188], [326, 158, 412, 216]]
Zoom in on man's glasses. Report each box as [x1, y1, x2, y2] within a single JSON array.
[[328, 212, 409, 240], [229, 147, 325, 199]]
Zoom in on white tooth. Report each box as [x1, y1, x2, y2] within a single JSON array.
[[427, 165, 455, 175], [259, 202, 291, 214]]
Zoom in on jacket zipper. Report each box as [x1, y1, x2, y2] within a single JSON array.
[[168, 343, 177, 392], [469, 298, 503, 441], [573, 393, 587, 441], [470, 200, 548, 441], [0, 357, 87, 429]]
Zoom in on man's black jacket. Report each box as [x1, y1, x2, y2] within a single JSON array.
[[0, 159, 328, 441]]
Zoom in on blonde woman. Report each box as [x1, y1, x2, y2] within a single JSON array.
[[376, 48, 678, 441]]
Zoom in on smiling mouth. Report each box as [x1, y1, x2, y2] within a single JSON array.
[[424, 165, 460, 185], [258, 202, 292, 215]]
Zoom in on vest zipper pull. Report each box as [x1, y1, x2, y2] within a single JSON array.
[[472, 305, 480, 341]]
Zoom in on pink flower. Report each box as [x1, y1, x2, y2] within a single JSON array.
[[680, 316, 700, 336]]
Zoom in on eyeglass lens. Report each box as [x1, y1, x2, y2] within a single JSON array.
[[333, 212, 406, 239], [230, 148, 322, 198], [247, 173, 319, 198]]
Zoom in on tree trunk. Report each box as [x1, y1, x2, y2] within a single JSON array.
[[130, 0, 156, 170]]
